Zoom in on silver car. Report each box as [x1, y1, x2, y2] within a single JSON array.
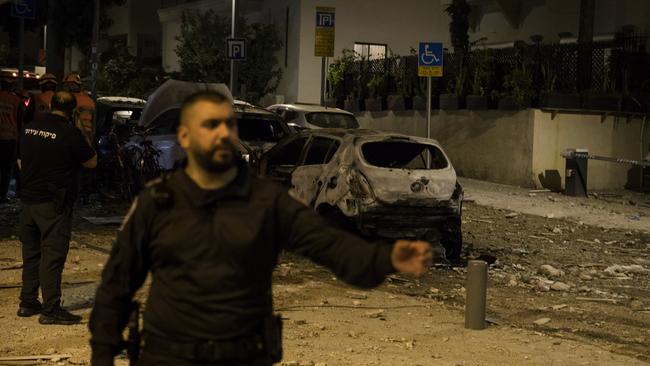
[[258, 129, 463, 259], [267, 103, 359, 131]]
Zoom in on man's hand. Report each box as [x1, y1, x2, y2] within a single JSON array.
[[391, 240, 432, 277]]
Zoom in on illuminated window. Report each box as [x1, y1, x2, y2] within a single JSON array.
[[354, 42, 387, 60]]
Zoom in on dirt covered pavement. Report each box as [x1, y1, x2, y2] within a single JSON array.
[[0, 180, 648, 365]]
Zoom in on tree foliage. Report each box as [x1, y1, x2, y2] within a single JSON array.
[[445, 0, 471, 53], [175, 10, 284, 102], [98, 42, 137, 94], [238, 22, 283, 102], [175, 10, 230, 83]]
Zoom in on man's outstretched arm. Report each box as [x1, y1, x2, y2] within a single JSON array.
[[277, 191, 432, 288], [89, 197, 153, 366]]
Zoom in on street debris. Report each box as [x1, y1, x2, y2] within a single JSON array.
[[539, 265, 564, 278], [0, 262, 22, 270], [550, 282, 571, 291], [604, 265, 648, 276]]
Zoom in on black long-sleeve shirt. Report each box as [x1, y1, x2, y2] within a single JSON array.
[[89, 162, 395, 359]]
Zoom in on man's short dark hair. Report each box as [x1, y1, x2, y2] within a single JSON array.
[[51, 91, 77, 116], [180, 90, 232, 125]]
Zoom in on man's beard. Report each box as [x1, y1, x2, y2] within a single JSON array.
[[191, 142, 237, 173]]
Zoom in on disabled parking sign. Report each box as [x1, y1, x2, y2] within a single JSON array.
[[418, 42, 443, 77]]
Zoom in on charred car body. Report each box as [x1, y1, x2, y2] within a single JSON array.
[[259, 129, 463, 259]]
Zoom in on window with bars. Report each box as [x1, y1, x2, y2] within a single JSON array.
[[354, 42, 387, 60]]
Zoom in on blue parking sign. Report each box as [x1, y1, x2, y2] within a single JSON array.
[[418, 42, 443, 77], [11, 0, 36, 19]]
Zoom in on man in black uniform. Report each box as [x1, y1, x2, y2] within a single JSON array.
[[18, 91, 97, 324], [89, 90, 432, 366]]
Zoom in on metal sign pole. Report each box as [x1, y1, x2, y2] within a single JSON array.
[[426, 76, 432, 167], [18, 17, 25, 90], [229, 0, 236, 95], [320, 57, 326, 106], [91, 0, 100, 102]]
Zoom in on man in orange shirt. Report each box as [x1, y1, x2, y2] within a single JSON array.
[[63, 73, 96, 203], [33, 73, 58, 121], [62, 73, 95, 142], [0, 74, 21, 203]]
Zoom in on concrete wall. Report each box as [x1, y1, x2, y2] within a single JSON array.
[[532, 110, 650, 190], [261, 0, 301, 103], [357, 110, 536, 187], [357, 109, 650, 190]]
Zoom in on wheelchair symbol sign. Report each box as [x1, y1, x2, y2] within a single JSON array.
[[11, 0, 36, 19], [418, 42, 443, 77], [419, 42, 443, 67]]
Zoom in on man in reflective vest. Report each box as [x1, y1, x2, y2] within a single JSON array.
[[62, 73, 95, 143], [33, 73, 58, 121], [0, 74, 21, 203]]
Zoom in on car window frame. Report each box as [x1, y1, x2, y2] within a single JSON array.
[[300, 135, 341, 166]]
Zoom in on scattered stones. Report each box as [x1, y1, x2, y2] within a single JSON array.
[[535, 280, 551, 292], [551, 282, 571, 291], [552, 227, 562, 234], [539, 264, 564, 278], [551, 304, 568, 310], [533, 318, 551, 325], [505, 212, 519, 219], [546, 213, 555, 219], [630, 300, 644, 310], [579, 273, 593, 281], [346, 291, 368, 300], [428, 287, 440, 294], [604, 265, 648, 276], [364, 310, 385, 319]]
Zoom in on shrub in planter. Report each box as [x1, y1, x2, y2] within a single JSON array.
[[582, 94, 620, 111], [324, 98, 337, 108], [364, 74, 385, 111], [412, 95, 427, 110], [364, 97, 383, 111], [344, 97, 360, 113], [387, 95, 406, 111], [467, 47, 492, 110], [539, 93, 581, 109], [466, 94, 488, 110], [501, 68, 533, 110], [439, 93, 460, 110]]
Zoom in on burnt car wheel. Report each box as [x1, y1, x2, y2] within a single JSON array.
[[440, 219, 462, 260]]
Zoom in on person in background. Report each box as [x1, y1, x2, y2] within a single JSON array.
[[62, 73, 96, 203], [33, 73, 59, 122], [17, 91, 97, 325], [0, 73, 21, 203]]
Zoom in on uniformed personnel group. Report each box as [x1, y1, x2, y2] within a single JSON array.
[[0, 72, 434, 366]]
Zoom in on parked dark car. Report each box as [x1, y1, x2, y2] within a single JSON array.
[[132, 79, 292, 170]]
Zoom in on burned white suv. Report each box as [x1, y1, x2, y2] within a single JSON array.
[[259, 129, 463, 259]]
